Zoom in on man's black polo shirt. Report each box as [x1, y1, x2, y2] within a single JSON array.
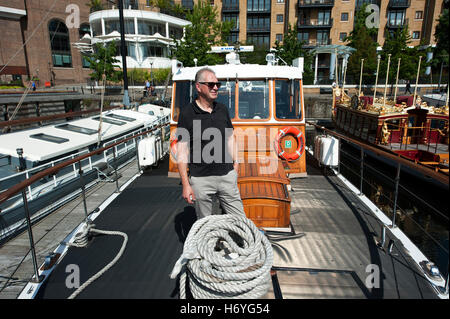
[[176, 100, 234, 177]]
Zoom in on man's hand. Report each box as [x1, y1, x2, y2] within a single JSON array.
[[182, 184, 196, 204]]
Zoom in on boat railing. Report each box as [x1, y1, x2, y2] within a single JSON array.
[[307, 121, 449, 295], [386, 123, 449, 157], [0, 118, 170, 285]]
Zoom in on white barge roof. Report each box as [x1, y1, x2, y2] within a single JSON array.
[[0, 109, 157, 162]]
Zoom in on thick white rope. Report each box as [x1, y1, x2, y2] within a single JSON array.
[[170, 214, 273, 299], [66, 223, 128, 299]]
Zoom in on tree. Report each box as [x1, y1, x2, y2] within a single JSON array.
[[85, 41, 122, 84], [86, 0, 103, 13], [273, 24, 314, 84], [170, 0, 232, 67], [380, 26, 428, 84], [345, 4, 379, 85], [433, 2, 449, 67]]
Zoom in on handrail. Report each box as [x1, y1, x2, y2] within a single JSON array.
[[0, 106, 120, 128], [0, 123, 166, 207], [306, 121, 449, 186]]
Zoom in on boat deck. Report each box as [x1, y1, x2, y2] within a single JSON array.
[[0, 155, 439, 299]]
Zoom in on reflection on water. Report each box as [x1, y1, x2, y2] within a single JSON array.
[[307, 128, 449, 278]]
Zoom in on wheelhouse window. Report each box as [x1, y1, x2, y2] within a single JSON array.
[[275, 79, 302, 120], [173, 81, 193, 121], [49, 20, 72, 67], [216, 80, 236, 119], [238, 80, 269, 120]]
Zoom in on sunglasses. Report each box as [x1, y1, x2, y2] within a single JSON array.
[[199, 82, 222, 89]]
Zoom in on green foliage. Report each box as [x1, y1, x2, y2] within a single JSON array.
[[86, 0, 103, 13], [85, 41, 122, 83], [239, 45, 268, 65], [345, 4, 379, 84], [380, 26, 428, 83], [170, 0, 232, 67], [273, 24, 314, 84], [433, 5, 449, 66], [128, 68, 171, 85]]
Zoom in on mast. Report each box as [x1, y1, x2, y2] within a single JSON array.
[[394, 58, 401, 103], [373, 55, 381, 102], [118, 0, 130, 107], [383, 54, 391, 106], [359, 58, 364, 97], [413, 56, 422, 106]]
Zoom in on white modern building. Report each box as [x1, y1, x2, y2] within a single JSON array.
[[88, 8, 191, 69]]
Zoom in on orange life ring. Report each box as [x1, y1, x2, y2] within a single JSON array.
[[274, 126, 305, 162], [170, 137, 178, 161]]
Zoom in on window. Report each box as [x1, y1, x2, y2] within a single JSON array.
[[275, 79, 302, 120], [140, 43, 168, 59], [56, 124, 98, 135], [246, 34, 270, 48], [341, 12, 349, 22], [138, 20, 165, 36], [247, 0, 270, 12], [339, 32, 347, 41], [216, 81, 236, 119], [318, 11, 331, 25], [415, 11, 423, 19], [105, 19, 135, 34], [412, 31, 420, 39], [92, 117, 126, 126], [106, 114, 136, 122], [276, 14, 283, 23], [49, 20, 72, 67], [173, 81, 193, 121], [79, 23, 91, 68], [223, 14, 239, 30], [238, 80, 269, 120], [30, 133, 69, 144], [388, 10, 405, 26], [276, 34, 283, 42], [247, 16, 270, 31], [277, 0, 285, 3], [297, 31, 309, 42], [317, 30, 329, 45]]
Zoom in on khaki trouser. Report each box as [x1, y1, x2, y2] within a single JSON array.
[[190, 169, 245, 219]]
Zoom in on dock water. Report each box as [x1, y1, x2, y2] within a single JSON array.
[[0, 154, 439, 299]]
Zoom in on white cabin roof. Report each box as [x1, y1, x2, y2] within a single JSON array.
[[0, 109, 158, 162], [172, 63, 303, 82]]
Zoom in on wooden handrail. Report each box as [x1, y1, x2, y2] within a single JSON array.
[[307, 121, 449, 186], [0, 106, 120, 128], [0, 123, 165, 206]]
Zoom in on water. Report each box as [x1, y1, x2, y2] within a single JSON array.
[[306, 127, 449, 278]]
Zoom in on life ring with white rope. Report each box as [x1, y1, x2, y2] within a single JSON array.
[[274, 126, 305, 162]]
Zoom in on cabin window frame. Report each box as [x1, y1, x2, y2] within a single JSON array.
[[234, 78, 271, 122], [172, 81, 194, 122], [55, 124, 98, 135], [274, 78, 303, 122], [385, 118, 402, 131], [30, 133, 69, 144]]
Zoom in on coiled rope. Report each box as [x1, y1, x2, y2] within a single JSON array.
[[65, 222, 128, 299], [170, 214, 273, 299]]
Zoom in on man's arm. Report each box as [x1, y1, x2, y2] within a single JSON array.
[[177, 141, 196, 204], [227, 130, 239, 172]]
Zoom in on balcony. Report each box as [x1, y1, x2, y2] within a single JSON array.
[[386, 18, 408, 29], [355, 0, 381, 10], [222, 5, 240, 12], [247, 7, 271, 14], [388, 0, 410, 8], [298, 0, 334, 7], [247, 25, 271, 32], [301, 38, 331, 47], [298, 18, 333, 28]]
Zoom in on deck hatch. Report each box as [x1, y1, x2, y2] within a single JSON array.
[[106, 113, 136, 122], [29, 133, 69, 144], [92, 116, 126, 126], [55, 124, 98, 135]]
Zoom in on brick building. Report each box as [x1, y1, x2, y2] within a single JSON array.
[[0, 0, 92, 87]]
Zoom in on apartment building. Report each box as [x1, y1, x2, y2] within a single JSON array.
[[1, 0, 445, 86]]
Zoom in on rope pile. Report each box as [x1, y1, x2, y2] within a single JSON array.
[[170, 214, 273, 299], [66, 222, 128, 299]]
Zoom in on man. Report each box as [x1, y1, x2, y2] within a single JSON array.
[[176, 67, 245, 219]]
